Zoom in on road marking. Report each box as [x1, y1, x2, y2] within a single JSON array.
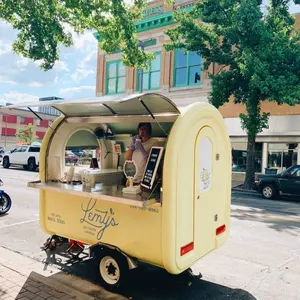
[[0, 219, 39, 229]]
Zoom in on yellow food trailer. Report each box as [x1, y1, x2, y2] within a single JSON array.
[[2, 93, 231, 288]]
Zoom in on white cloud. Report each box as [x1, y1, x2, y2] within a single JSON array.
[[0, 77, 16, 85], [71, 68, 95, 82], [0, 50, 68, 86], [59, 85, 95, 97], [54, 60, 70, 72], [72, 31, 97, 52], [0, 21, 97, 100], [0, 41, 11, 55], [79, 50, 97, 69], [58, 25, 97, 55], [0, 21, 70, 87], [0, 21, 18, 42], [29, 82, 44, 87], [0, 91, 39, 104]]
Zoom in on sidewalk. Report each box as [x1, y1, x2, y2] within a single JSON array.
[[0, 247, 95, 300], [232, 180, 243, 188]]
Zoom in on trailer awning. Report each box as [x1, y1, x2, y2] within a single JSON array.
[[0, 93, 180, 118]]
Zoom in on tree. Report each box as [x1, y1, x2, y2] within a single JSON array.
[[16, 123, 38, 145], [0, 0, 150, 70], [165, 0, 300, 189]]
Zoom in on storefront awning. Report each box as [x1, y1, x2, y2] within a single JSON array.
[[1, 93, 180, 118]]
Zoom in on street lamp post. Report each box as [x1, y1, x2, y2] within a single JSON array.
[[4, 115, 7, 148], [138, 41, 145, 93]]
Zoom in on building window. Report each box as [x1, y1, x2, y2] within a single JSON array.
[[137, 52, 161, 91], [20, 117, 24, 123], [106, 60, 126, 95], [174, 50, 202, 87], [231, 142, 262, 173], [1, 128, 16, 136], [36, 119, 40, 126], [267, 143, 297, 173], [2, 115, 17, 123]]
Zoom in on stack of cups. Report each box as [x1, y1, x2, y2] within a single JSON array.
[[81, 170, 95, 191]]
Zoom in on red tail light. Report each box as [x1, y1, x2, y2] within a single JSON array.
[[216, 224, 226, 236], [180, 242, 194, 256]]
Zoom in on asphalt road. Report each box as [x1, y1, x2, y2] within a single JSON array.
[[0, 167, 300, 300]]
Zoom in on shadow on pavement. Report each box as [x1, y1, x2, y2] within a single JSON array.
[[231, 191, 300, 206], [0, 271, 70, 300], [232, 191, 300, 234], [231, 207, 300, 235], [41, 244, 257, 300], [1, 165, 39, 173]]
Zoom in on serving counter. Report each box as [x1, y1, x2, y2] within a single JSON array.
[[28, 181, 158, 208]]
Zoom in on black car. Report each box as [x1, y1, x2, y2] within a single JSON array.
[[254, 165, 300, 199]]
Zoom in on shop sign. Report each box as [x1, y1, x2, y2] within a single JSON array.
[[143, 5, 164, 18]]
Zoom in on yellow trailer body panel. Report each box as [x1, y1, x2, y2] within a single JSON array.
[[5, 93, 231, 277]]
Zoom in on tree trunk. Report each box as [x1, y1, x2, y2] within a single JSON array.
[[243, 137, 256, 190]]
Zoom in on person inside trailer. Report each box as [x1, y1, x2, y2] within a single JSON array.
[[125, 122, 158, 184]]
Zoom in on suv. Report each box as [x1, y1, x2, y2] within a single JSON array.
[[2, 145, 40, 171], [254, 165, 300, 199], [65, 150, 79, 165]]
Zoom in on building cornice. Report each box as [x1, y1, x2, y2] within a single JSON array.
[[93, 4, 194, 42]]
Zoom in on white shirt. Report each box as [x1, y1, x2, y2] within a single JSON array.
[[132, 138, 158, 182]]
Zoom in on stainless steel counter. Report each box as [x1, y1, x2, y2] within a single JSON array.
[[28, 181, 158, 207]]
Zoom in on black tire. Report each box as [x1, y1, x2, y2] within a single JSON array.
[[23, 165, 28, 170], [2, 157, 10, 169], [261, 184, 277, 199], [27, 158, 36, 172], [0, 192, 12, 215], [95, 248, 129, 291]]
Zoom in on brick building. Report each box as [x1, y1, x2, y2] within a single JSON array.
[[0, 108, 57, 150], [94, 0, 300, 177]]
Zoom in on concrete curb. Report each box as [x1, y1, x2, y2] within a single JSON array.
[[30, 271, 96, 300], [232, 187, 257, 194]]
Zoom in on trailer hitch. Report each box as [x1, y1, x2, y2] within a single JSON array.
[[40, 235, 66, 251]]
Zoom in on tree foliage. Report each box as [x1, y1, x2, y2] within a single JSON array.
[[166, 0, 300, 188], [15, 123, 38, 145], [0, 0, 150, 70]]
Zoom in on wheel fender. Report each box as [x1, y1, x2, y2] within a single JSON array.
[[90, 242, 137, 270], [261, 180, 276, 189]]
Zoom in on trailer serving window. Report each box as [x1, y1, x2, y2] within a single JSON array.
[[15, 93, 179, 207]]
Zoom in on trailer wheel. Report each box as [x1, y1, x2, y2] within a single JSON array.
[[96, 248, 129, 290]]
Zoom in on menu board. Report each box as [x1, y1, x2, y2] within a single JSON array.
[[141, 147, 164, 190]]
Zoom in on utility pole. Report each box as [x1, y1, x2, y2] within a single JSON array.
[[4, 115, 7, 148]]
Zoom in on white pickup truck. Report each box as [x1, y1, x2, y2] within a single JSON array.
[[2, 145, 40, 171]]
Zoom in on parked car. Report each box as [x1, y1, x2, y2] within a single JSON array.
[[65, 151, 79, 165], [2, 145, 40, 171], [71, 149, 84, 157], [254, 165, 300, 199]]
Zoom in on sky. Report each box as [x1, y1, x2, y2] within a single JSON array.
[[0, 22, 98, 106], [0, 1, 299, 106]]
